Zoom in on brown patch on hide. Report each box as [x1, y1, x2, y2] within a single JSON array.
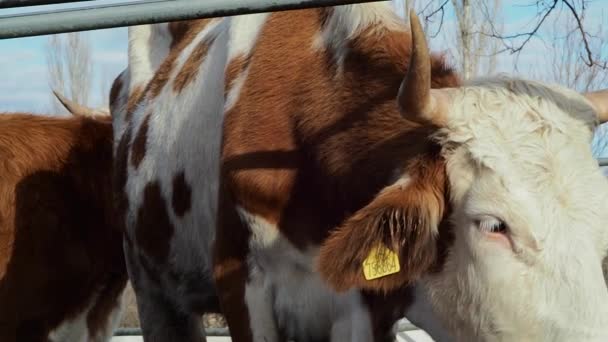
[[145, 20, 213, 100], [130, 114, 151, 169], [109, 73, 124, 112], [125, 85, 145, 122], [317, 155, 448, 293], [174, 35, 216, 93], [171, 170, 192, 217], [135, 181, 174, 265], [169, 19, 215, 49], [86, 271, 128, 338], [221, 9, 459, 250], [113, 124, 132, 246], [213, 7, 461, 341], [0, 113, 126, 341], [213, 186, 253, 342], [224, 54, 252, 99]]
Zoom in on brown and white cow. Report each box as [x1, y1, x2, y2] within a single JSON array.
[[0, 111, 127, 342], [112, 3, 608, 342]]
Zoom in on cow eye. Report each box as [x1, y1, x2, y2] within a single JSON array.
[[475, 216, 507, 234]]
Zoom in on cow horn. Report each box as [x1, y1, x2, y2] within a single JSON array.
[[584, 89, 608, 124], [52, 89, 107, 117], [398, 10, 447, 125]]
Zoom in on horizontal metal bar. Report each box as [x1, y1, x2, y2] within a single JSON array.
[[598, 158, 608, 167], [0, 0, 385, 39], [114, 327, 230, 336], [0, 0, 94, 9], [113, 321, 421, 337]]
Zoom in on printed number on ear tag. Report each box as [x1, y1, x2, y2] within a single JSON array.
[[362, 244, 400, 280]]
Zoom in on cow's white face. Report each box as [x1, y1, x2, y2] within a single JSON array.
[[425, 77, 608, 341]]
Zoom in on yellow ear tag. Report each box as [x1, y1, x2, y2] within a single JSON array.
[[362, 244, 400, 280]]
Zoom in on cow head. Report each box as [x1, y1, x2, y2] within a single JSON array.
[[319, 10, 608, 341]]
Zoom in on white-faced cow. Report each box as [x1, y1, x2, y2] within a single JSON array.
[[111, 3, 608, 342], [0, 110, 126, 342]]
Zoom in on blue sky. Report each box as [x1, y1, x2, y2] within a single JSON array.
[[1, 0, 607, 153], [0, 0, 131, 113]]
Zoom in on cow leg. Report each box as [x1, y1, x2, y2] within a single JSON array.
[[243, 266, 280, 342], [329, 302, 374, 342], [213, 192, 284, 342], [124, 238, 205, 342], [134, 289, 204, 342], [212, 247, 252, 342]]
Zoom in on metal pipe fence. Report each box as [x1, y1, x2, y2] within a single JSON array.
[[0, 0, 384, 39], [0, 0, 94, 9], [2, 0, 608, 339], [113, 320, 421, 337]]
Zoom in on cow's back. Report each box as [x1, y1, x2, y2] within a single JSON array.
[[0, 113, 126, 342]]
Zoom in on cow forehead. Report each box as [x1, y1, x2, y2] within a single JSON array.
[[439, 77, 608, 232], [441, 77, 596, 173]]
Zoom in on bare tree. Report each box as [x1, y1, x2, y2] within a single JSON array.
[[532, 13, 607, 92], [449, 0, 502, 79], [46, 32, 93, 115], [526, 11, 608, 157], [485, 0, 607, 69], [394, 0, 503, 78], [99, 65, 112, 109]]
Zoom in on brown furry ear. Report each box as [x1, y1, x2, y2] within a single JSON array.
[[317, 157, 446, 293]]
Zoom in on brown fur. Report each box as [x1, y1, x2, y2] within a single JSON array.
[[212, 186, 253, 342], [135, 181, 175, 265], [221, 9, 459, 249], [174, 36, 215, 93], [317, 154, 447, 293], [125, 85, 145, 122], [224, 54, 252, 99], [169, 19, 214, 49], [171, 170, 192, 217], [109, 72, 124, 113], [113, 124, 132, 253], [130, 113, 150, 169], [215, 8, 460, 340], [0, 113, 126, 341], [113, 6, 461, 341], [145, 20, 214, 101]]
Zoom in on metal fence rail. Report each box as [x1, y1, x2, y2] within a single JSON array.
[[0, 0, 384, 39], [113, 320, 420, 337], [0, 0, 94, 9]]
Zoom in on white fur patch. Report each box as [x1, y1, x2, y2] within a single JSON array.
[[48, 308, 91, 342], [47, 290, 124, 342], [425, 76, 608, 341], [128, 24, 172, 88], [236, 207, 373, 341], [245, 267, 280, 342], [226, 13, 270, 62], [119, 16, 230, 304], [237, 206, 279, 248], [312, 3, 405, 71], [223, 14, 269, 112]]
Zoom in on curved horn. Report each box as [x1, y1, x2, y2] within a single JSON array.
[[52, 89, 107, 117], [398, 10, 446, 125], [584, 89, 608, 123]]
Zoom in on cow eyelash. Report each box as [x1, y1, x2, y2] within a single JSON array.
[[475, 217, 508, 234]]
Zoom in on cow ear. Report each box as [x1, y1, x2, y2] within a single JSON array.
[[317, 158, 446, 293]]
